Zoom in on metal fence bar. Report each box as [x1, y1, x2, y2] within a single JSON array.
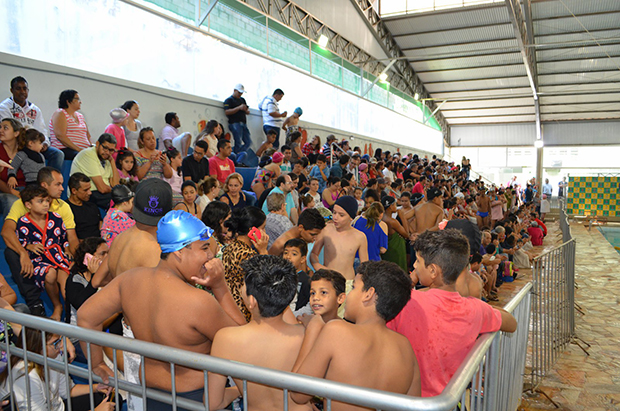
[[0, 283, 533, 411]]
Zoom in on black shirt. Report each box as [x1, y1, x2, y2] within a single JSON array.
[[223, 95, 247, 124], [68, 200, 102, 239], [182, 155, 209, 183]]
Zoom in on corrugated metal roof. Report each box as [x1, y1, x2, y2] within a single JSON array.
[[382, 0, 620, 125]]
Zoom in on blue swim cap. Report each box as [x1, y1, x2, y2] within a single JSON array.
[[157, 210, 214, 253], [294, 107, 303, 116]]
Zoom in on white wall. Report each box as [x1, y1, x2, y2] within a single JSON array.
[[0, 52, 432, 157], [0, 0, 443, 155]]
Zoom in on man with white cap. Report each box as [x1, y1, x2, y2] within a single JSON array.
[[224, 84, 252, 154], [78, 210, 245, 410]]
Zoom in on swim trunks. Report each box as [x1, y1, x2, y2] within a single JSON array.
[[477, 211, 489, 218], [146, 387, 205, 411]]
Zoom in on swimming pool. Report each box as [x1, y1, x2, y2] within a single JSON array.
[[598, 226, 620, 254]]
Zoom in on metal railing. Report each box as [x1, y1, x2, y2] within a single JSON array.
[[527, 208, 576, 390], [0, 284, 532, 411]]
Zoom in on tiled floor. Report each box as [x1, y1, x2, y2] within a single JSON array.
[[515, 222, 620, 411]]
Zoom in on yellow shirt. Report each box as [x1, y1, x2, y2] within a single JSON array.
[[6, 198, 76, 230], [70, 146, 113, 192]]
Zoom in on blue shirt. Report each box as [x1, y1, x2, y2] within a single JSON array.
[[309, 165, 330, 193], [261, 186, 296, 218], [354, 217, 388, 261], [330, 163, 344, 179]]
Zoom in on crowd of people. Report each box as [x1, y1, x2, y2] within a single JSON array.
[[0, 74, 555, 410]]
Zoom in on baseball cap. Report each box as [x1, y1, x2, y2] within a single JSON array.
[[132, 179, 173, 226], [157, 210, 214, 253], [381, 196, 396, 209], [234, 84, 245, 93]]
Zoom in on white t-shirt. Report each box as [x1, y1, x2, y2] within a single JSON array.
[[260, 96, 282, 127]]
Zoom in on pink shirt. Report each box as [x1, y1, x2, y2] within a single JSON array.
[[101, 209, 135, 246], [387, 288, 502, 397], [104, 123, 126, 150], [209, 156, 235, 184], [412, 181, 424, 194], [50, 109, 91, 150]]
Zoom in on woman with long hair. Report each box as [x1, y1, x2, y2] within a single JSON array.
[[353, 202, 388, 261], [120, 100, 142, 151]]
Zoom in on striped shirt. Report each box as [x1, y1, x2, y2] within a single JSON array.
[[50, 109, 91, 150]]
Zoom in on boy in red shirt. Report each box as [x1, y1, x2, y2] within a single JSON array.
[[388, 229, 517, 397], [208, 139, 235, 184]]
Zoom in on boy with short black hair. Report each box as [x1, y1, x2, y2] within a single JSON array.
[[292, 261, 420, 409], [17, 185, 71, 321], [208, 255, 310, 411], [388, 229, 517, 397], [283, 238, 312, 316], [309, 269, 346, 323]]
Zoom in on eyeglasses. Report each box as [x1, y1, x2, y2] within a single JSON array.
[[101, 145, 117, 153], [49, 338, 63, 349]]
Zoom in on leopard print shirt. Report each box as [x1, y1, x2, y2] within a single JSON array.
[[222, 240, 256, 322]]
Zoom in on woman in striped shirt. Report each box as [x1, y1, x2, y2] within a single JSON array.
[[50, 89, 92, 160]]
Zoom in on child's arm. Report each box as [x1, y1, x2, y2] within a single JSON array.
[[6, 153, 24, 189], [309, 233, 326, 271], [208, 329, 241, 409], [407, 356, 422, 397], [495, 307, 517, 333]]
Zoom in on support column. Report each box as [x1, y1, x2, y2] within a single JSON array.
[[535, 99, 543, 187]]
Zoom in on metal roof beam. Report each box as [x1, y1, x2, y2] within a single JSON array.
[[408, 51, 521, 63], [391, 22, 511, 37], [505, 0, 538, 99], [349, 0, 449, 135], [401, 37, 517, 52], [416, 63, 525, 74], [424, 75, 529, 85], [381, 2, 507, 22], [538, 55, 620, 63]]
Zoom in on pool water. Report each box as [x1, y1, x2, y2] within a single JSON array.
[[598, 226, 620, 254]]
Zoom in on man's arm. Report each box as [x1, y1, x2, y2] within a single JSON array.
[[77, 276, 124, 383], [309, 232, 326, 271], [496, 307, 517, 333], [388, 217, 409, 239], [90, 176, 112, 194], [290, 207, 298, 225], [357, 233, 369, 263], [428, 209, 444, 232], [109, 158, 120, 188], [66, 229, 79, 256]]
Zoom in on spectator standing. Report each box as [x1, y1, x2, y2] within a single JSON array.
[[159, 112, 192, 156], [182, 140, 210, 183], [353, 202, 388, 262], [288, 131, 304, 162], [103, 108, 129, 150], [542, 178, 553, 198], [120, 100, 142, 151], [49, 89, 92, 160], [224, 84, 252, 154], [282, 107, 303, 144], [0, 76, 64, 170], [69, 133, 120, 210], [260, 89, 286, 148], [67, 172, 102, 240], [134, 127, 173, 181], [209, 139, 235, 185]]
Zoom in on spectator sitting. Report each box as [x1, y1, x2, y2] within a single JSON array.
[[120, 100, 142, 151], [201, 200, 232, 253], [196, 176, 220, 211], [309, 154, 330, 193], [195, 120, 220, 158], [209, 139, 235, 185], [1, 167, 78, 316], [265, 192, 293, 248], [255, 129, 277, 158], [262, 174, 298, 224], [16, 185, 71, 321], [7, 128, 46, 187], [49, 89, 92, 160], [528, 221, 544, 246], [321, 176, 341, 210], [219, 172, 248, 211], [101, 185, 135, 246], [67, 172, 102, 240], [159, 112, 192, 156], [174, 180, 202, 218], [301, 135, 320, 164], [182, 140, 210, 184], [388, 229, 517, 397], [134, 127, 173, 181], [306, 177, 321, 207], [69, 133, 120, 210], [0, 118, 27, 198], [282, 238, 313, 316], [0, 76, 64, 170], [104, 108, 129, 150], [330, 154, 349, 180], [300, 193, 315, 211], [164, 148, 184, 206], [251, 154, 281, 199], [279, 145, 293, 173], [115, 149, 139, 187]]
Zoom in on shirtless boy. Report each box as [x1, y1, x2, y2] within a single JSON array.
[[309, 269, 346, 323], [413, 187, 444, 232], [78, 211, 244, 410], [310, 196, 368, 315], [208, 255, 311, 411], [476, 190, 491, 228], [292, 261, 420, 411], [269, 208, 325, 256]]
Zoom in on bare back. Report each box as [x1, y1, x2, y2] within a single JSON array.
[[119, 267, 236, 392], [212, 322, 312, 411], [319, 322, 418, 411], [414, 202, 444, 232], [107, 225, 161, 277]]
